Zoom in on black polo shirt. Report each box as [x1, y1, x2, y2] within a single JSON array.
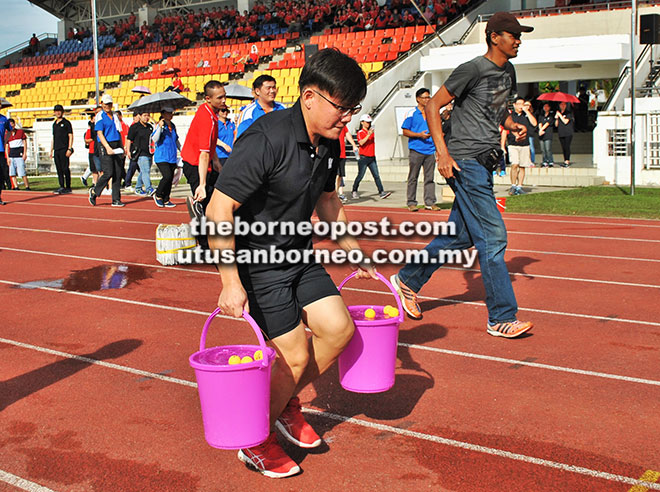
[[53, 117, 73, 151], [215, 100, 339, 272], [538, 112, 554, 141], [506, 111, 532, 147], [127, 121, 154, 158]]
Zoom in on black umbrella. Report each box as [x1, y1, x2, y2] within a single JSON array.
[[128, 91, 194, 114], [224, 83, 254, 101]]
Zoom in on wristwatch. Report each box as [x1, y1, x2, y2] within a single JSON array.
[[69, 148, 74, 152]]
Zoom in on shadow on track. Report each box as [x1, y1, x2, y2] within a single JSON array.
[[0, 339, 143, 411]]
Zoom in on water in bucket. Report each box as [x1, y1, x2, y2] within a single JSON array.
[[337, 273, 404, 393], [189, 308, 276, 450]]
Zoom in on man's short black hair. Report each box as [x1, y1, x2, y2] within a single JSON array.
[[253, 74, 276, 90], [299, 48, 366, 106], [204, 80, 223, 97], [515, 96, 525, 103], [416, 88, 430, 98], [7, 118, 15, 124]]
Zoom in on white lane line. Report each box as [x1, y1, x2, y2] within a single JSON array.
[[303, 409, 660, 490], [0, 470, 57, 492], [1, 211, 161, 226], [399, 343, 660, 387], [2, 247, 660, 326], [346, 205, 660, 226], [0, 226, 152, 243], [1, 337, 658, 491], [0, 200, 183, 214], [3, 215, 660, 244], [3, 241, 660, 292], [2, 278, 660, 384], [342, 285, 660, 328], [0, 337, 196, 388]]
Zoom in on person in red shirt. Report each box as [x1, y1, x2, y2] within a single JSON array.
[[335, 125, 357, 202], [181, 80, 227, 246], [351, 115, 390, 199]]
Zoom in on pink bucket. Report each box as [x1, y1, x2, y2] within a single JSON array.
[[189, 308, 276, 450], [337, 272, 404, 393]]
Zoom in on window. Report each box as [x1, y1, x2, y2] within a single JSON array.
[[607, 129, 628, 157]]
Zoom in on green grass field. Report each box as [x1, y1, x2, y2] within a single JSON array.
[[505, 186, 660, 219], [11, 179, 660, 220]]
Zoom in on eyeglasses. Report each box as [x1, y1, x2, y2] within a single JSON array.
[[312, 89, 362, 117]]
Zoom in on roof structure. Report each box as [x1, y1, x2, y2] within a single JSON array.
[[28, 0, 230, 25]]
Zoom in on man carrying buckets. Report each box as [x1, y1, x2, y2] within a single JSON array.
[[206, 48, 376, 478]]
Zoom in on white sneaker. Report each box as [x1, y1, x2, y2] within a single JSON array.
[[102, 188, 112, 196]]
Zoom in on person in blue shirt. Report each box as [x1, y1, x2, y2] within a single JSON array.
[[401, 88, 438, 211], [151, 106, 181, 208], [216, 107, 235, 164], [235, 75, 286, 140], [0, 109, 10, 203], [89, 94, 126, 207]]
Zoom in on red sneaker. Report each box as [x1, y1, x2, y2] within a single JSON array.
[[237, 433, 300, 478], [275, 397, 322, 448]]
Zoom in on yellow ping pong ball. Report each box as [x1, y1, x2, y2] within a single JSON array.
[[364, 308, 376, 318], [241, 356, 254, 364], [384, 304, 395, 314], [253, 350, 263, 360], [389, 307, 399, 317], [228, 355, 241, 365]]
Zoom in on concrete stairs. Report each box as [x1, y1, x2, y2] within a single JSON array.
[[347, 155, 605, 188]]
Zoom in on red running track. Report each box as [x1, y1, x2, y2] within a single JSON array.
[[1, 190, 660, 492]]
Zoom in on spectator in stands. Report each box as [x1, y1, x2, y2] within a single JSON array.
[[236, 75, 286, 139], [181, 80, 227, 247], [89, 94, 126, 207], [351, 114, 390, 200], [5, 119, 30, 190], [29, 34, 40, 55], [125, 111, 154, 196], [216, 107, 235, 165], [506, 97, 536, 195], [165, 74, 184, 93], [390, 11, 534, 339], [151, 108, 180, 208], [402, 88, 437, 211], [206, 48, 374, 479], [555, 101, 574, 167], [537, 102, 555, 167], [50, 104, 73, 195]]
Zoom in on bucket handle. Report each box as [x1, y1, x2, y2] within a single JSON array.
[[200, 308, 270, 368], [337, 272, 404, 323]]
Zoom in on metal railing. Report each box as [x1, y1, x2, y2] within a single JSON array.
[[0, 33, 57, 60], [604, 44, 651, 110]]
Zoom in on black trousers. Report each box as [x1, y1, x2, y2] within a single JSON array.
[[124, 158, 138, 185], [559, 135, 573, 161], [183, 161, 219, 249], [0, 152, 7, 194], [182, 161, 219, 212], [53, 149, 71, 189], [155, 162, 176, 202], [93, 153, 124, 202]]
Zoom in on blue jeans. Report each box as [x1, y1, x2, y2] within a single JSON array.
[[352, 156, 384, 193], [398, 159, 518, 324], [135, 155, 152, 190], [540, 138, 553, 164], [529, 136, 536, 163]]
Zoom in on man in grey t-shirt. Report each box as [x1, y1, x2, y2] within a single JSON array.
[[391, 11, 534, 339]]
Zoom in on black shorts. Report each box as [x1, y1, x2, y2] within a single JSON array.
[[238, 262, 339, 340], [337, 158, 346, 177]]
